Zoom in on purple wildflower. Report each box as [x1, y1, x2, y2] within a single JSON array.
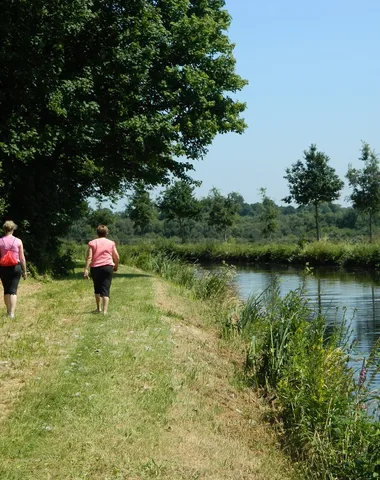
[[358, 366, 367, 386]]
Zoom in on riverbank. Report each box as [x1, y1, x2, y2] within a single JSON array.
[[0, 266, 296, 479], [121, 251, 380, 479], [114, 240, 380, 269]]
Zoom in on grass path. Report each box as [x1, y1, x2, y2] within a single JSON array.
[[0, 267, 297, 479]]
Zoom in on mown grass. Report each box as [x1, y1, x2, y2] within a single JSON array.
[[0, 265, 297, 479], [1, 272, 175, 479]]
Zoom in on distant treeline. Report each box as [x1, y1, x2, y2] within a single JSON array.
[[66, 188, 369, 246], [65, 142, 380, 246]]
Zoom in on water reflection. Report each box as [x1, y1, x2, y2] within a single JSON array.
[[235, 265, 380, 357]]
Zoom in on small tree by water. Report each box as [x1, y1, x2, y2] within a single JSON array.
[[346, 142, 380, 242], [283, 144, 344, 241]]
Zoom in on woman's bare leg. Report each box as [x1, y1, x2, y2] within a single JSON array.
[[102, 296, 110, 315], [95, 294, 102, 312], [8, 294, 17, 317], [4, 294, 10, 314]]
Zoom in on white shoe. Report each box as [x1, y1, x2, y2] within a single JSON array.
[[7, 313, 15, 319]]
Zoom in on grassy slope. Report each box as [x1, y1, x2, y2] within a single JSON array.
[[0, 267, 297, 480]]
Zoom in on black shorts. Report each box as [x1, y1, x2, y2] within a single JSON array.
[[90, 265, 114, 297], [0, 263, 22, 295]]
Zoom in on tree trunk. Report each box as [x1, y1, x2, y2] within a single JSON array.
[[369, 210, 373, 243], [179, 218, 185, 243], [314, 203, 320, 241]]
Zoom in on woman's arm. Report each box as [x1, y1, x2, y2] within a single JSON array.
[[19, 241, 27, 279], [112, 245, 120, 272], [84, 247, 92, 279]]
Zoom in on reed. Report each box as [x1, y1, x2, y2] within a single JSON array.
[[240, 283, 380, 479]]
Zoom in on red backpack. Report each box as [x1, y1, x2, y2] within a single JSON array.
[[0, 238, 18, 267]]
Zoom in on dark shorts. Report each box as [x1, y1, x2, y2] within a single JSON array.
[[90, 265, 113, 297], [0, 263, 22, 295]]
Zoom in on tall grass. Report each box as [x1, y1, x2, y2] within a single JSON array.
[[239, 282, 380, 479], [120, 249, 237, 302], [112, 240, 380, 269]]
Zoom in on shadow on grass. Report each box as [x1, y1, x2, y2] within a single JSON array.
[[114, 273, 152, 279], [57, 272, 153, 281]]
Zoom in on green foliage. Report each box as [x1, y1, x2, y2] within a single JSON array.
[[259, 187, 280, 239], [119, 248, 236, 301], [283, 145, 344, 241], [66, 193, 380, 246], [240, 285, 380, 479], [87, 208, 115, 229], [0, 0, 247, 271], [0, 162, 6, 216], [346, 142, 380, 242], [126, 184, 156, 234], [115, 240, 380, 269], [205, 188, 240, 241], [158, 180, 201, 241], [117, 244, 380, 479], [51, 241, 76, 277]]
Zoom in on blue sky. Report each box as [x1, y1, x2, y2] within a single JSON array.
[[106, 0, 380, 211], [188, 0, 380, 206]]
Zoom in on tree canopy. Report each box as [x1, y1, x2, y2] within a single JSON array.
[[0, 0, 247, 269], [283, 144, 344, 241]]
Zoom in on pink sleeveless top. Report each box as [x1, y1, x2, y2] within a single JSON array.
[[88, 238, 115, 267], [0, 235, 21, 262]]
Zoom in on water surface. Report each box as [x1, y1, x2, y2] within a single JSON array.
[[234, 265, 380, 357]]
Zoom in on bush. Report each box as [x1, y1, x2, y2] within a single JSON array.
[[51, 241, 76, 277]]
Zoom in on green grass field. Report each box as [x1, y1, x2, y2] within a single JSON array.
[[0, 266, 296, 480]]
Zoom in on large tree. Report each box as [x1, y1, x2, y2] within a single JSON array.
[[346, 142, 380, 242], [0, 0, 247, 270], [283, 144, 344, 241]]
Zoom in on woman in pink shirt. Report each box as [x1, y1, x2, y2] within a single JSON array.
[[84, 225, 119, 315], [0, 220, 27, 318]]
